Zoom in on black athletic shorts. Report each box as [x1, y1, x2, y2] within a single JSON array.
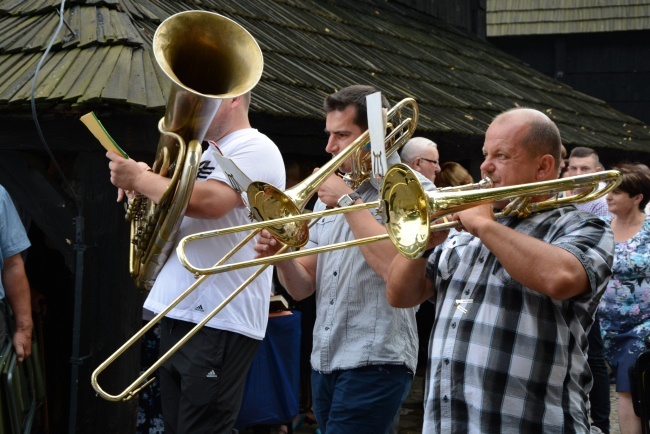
[[159, 317, 261, 434]]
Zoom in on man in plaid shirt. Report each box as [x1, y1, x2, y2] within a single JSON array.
[[386, 108, 614, 433]]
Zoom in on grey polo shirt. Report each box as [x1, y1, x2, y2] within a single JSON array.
[[306, 164, 434, 374]]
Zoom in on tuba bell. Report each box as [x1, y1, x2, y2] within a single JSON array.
[[127, 10, 263, 289]]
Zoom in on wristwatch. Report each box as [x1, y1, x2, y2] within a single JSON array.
[[337, 192, 361, 207]]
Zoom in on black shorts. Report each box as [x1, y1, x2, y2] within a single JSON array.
[[159, 317, 261, 434]]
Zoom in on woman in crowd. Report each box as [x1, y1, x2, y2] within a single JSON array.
[[598, 163, 650, 434], [434, 161, 473, 189]]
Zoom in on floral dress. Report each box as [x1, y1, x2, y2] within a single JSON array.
[[598, 216, 650, 391]]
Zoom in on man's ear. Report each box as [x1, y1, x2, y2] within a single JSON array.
[[538, 154, 556, 179], [230, 96, 242, 109]]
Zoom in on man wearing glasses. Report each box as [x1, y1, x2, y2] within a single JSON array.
[[400, 137, 441, 184]]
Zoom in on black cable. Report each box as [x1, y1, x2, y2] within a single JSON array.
[[30, 0, 81, 214], [29, 3, 89, 434]]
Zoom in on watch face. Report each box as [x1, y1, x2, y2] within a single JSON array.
[[338, 194, 352, 207], [338, 192, 360, 207]]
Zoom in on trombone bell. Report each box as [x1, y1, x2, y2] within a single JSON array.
[[381, 165, 431, 259], [247, 182, 309, 247]]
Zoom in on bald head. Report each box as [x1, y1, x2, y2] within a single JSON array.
[[492, 108, 562, 169]]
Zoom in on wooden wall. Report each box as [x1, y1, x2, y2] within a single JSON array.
[[489, 30, 650, 127], [394, 0, 487, 38]]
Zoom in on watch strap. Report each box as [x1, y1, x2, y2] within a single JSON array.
[[348, 192, 361, 202], [337, 192, 361, 207]]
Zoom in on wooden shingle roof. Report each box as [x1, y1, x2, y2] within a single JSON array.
[[1, 0, 649, 153], [487, 0, 650, 36]]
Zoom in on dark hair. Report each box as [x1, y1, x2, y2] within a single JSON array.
[[569, 146, 600, 165], [323, 85, 391, 130], [436, 162, 474, 188], [612, 163, 650, 210]]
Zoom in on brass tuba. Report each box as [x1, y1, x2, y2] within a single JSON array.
[[127, 10, 263, 289]]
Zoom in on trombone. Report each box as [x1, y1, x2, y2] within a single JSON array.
[[381, 164, 622, 258], [176, 97, 418, 269], [178, 166, 621, 276], [245, 97, 418, 248], [91, 98, 418, 401]]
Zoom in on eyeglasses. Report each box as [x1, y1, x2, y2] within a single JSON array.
[[420, 157, 440, 166]]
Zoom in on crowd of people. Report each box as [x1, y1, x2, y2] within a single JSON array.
[[2, 82, 650, 434]]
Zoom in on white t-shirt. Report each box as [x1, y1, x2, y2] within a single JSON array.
[[144, 128, 286, 340]]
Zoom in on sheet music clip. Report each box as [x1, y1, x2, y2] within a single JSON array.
[[366, 92, 387, 189]]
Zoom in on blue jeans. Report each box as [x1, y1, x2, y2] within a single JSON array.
[[311, 365, 414, 434]]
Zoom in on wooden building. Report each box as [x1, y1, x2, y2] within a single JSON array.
[[487, 0, 650, 127], [0, 0, 648, 433]]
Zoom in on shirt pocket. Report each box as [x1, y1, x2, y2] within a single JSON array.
[[311, 214, 337, 245], [437, 236, 472, 282]]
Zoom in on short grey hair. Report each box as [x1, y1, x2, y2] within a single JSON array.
[[400, 137, 438, 164]]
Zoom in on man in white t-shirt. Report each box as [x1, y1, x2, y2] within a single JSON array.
[[107, 92, 285, 433]]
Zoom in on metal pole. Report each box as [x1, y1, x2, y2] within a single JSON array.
[[68, 215, 87, 434]]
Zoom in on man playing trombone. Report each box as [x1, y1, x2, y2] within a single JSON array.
[[255, 85, 433, 434], [385, 108, 614, 433], [107, 92, 285, 433]]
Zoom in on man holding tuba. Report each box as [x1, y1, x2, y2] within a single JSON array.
[[107, 92, 285, 433], [386, 108, 614, 433], [255, 85, 434, 434]]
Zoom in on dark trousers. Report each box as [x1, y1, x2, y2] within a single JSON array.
[[312, 365, 414, 434], [159, 317, 260, 434], [588, 314, 610, 434]]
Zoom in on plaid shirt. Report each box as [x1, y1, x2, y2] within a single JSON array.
[[574, 194, 612, 218], [424, 207, 613, 433]]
